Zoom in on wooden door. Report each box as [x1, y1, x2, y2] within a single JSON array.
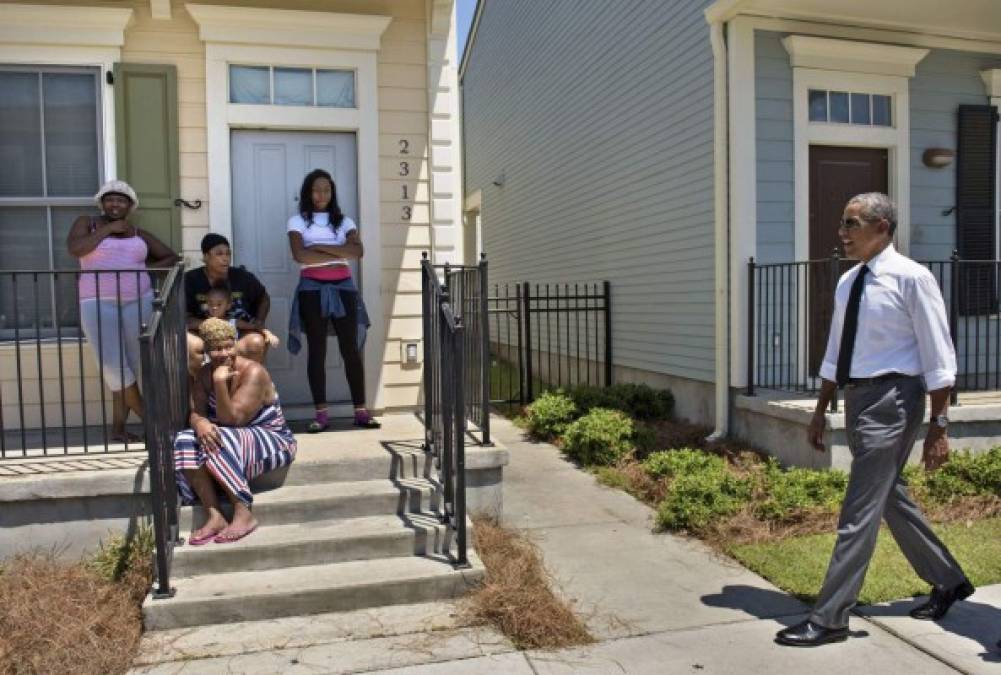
[[808, 145, 888, 374]]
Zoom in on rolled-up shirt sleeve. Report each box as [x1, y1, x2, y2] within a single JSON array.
[[819, 297, 843, 383], [907, 273, 956, 391]]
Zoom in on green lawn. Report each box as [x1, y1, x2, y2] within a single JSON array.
[[728, 518, 1001, 605]]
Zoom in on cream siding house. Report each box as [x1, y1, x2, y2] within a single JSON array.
[[462, 0, 1001, 467], [0, 0, 466, 425]]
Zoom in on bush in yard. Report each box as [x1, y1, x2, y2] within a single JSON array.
[[924, 448, 1001, 501], [655, 454, 753, 532], [568, 383, 674, 421], [524, 390, 577, 439], [642, 448, 723, 480], [562, 408, 635, 466], [753, 461, 848, 521]]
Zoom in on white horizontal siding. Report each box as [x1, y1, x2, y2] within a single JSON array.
[[462, 0, 717, 383]]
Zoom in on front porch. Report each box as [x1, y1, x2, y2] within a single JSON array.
[[736, 255, 1001, 469], [734, 388, 1001, 471]]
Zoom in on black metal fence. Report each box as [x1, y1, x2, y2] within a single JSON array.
[[139, 263, 188, 598], [421, 257, 468, 568], [488, 280, 612, 408], [0, 268, 171, 458], [747, 252, 1001, 408], [440, 257, 491, 445]]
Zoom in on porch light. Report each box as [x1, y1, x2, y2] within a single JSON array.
[[922, 148, 955, 168]]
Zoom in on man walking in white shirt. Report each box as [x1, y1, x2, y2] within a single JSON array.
[[776, 192, 973, 647]]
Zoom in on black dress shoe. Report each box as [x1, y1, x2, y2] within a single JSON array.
[[909, 579, 975, 621], [775, 620, 848, 647]]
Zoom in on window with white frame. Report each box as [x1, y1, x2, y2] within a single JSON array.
[[0, 65, 102, 332], [808, 89, 892, 126], [229, 65, 355, 108]]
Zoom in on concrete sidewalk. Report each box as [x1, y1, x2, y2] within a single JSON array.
[[365, 416, 999, 674]]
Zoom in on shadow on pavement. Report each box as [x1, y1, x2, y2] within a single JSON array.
[[861, 597, 1001, 663], [701, 584, 806, 622], [701, 584, 872, 638]]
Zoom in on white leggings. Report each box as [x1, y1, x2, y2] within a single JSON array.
[[79, 293, 153, 392]]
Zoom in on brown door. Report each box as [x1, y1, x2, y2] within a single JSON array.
[[808, 145, 888, 374]]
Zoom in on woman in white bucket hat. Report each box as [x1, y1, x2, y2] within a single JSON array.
[[66, 179, 178, 443]]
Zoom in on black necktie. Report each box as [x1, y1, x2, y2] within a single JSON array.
[[836, 265, 869, 387]]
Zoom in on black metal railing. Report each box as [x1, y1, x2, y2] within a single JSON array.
[[421, 256, 468, 568], [488, 280, 612, 408], [747, 252, 1001, 408], [0, 268, 171, 458], [139, 262, 188, 598], [441, 256, 491, 445]]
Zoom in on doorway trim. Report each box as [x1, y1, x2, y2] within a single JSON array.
[[791, 65, 915, 260], [190, 5, 391, 409]]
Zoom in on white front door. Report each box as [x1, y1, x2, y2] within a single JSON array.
[[230, 129, 359, 409]]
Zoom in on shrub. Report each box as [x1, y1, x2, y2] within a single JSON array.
[[562, 408, 635, 466], [899, 448, 1001, 503], [568, 383, 674, 421], [655, 457, 752, 532], [927, 448, 1001, 500], [524, 391, 577, 439], [632, 422, 658, 455], [88, 522, 155, 585], [642, 448, 722, 480], [754, 461, 848, 521]]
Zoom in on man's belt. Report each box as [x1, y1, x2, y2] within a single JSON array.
[[845, 372, 915, 386]]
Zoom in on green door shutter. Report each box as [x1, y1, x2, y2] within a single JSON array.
[[113, 63, 181, 252]]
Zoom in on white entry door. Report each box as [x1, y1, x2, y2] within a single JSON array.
[[230, 129, 359, 408]]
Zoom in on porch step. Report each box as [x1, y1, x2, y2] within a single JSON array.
[[272, 442, 432, 486], [171, 513, 448, 577], [144, 553, 485, 630], [179, 478, 437, 531]]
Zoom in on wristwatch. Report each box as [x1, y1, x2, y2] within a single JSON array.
[[931, 414, 949, 429]]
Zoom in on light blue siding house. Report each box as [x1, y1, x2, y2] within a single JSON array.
[[461, 0, 1001, 468]]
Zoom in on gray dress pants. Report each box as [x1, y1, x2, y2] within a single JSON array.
[[810, 375, 967, 628]]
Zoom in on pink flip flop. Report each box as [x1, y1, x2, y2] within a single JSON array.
[[213, 524, 258, 544], [188, 529, 223, 546]]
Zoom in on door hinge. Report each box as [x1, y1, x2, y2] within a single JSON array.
[[106, 71, 114, 85]]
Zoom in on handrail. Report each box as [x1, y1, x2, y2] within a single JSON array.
[[438, 256, 492, 445], [139, 262, 188, 598], [421, 255, 469, 568]]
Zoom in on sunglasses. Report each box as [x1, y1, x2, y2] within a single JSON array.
[[838, 216, 873, 230]]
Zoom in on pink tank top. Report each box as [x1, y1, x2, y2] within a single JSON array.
[[78, 219, 152, 302]]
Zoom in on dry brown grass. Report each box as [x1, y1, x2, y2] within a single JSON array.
[[462, 518, 594, 650], [921, 495, 1001, 523], [0, 550, 150, 675], [700, 506, 841, 549]]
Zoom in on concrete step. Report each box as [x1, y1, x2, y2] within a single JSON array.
[[134, 601, 497, 667], [171, 513, 449, 577], [277, 441, 432, 486], [179, 478, 437, 532], [144, 553, 486, 630]]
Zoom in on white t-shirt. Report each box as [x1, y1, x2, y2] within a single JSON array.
[[287, 213, 358, 269]]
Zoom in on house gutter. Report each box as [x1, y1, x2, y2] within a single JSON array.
[[707, 17, 730, 442]]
